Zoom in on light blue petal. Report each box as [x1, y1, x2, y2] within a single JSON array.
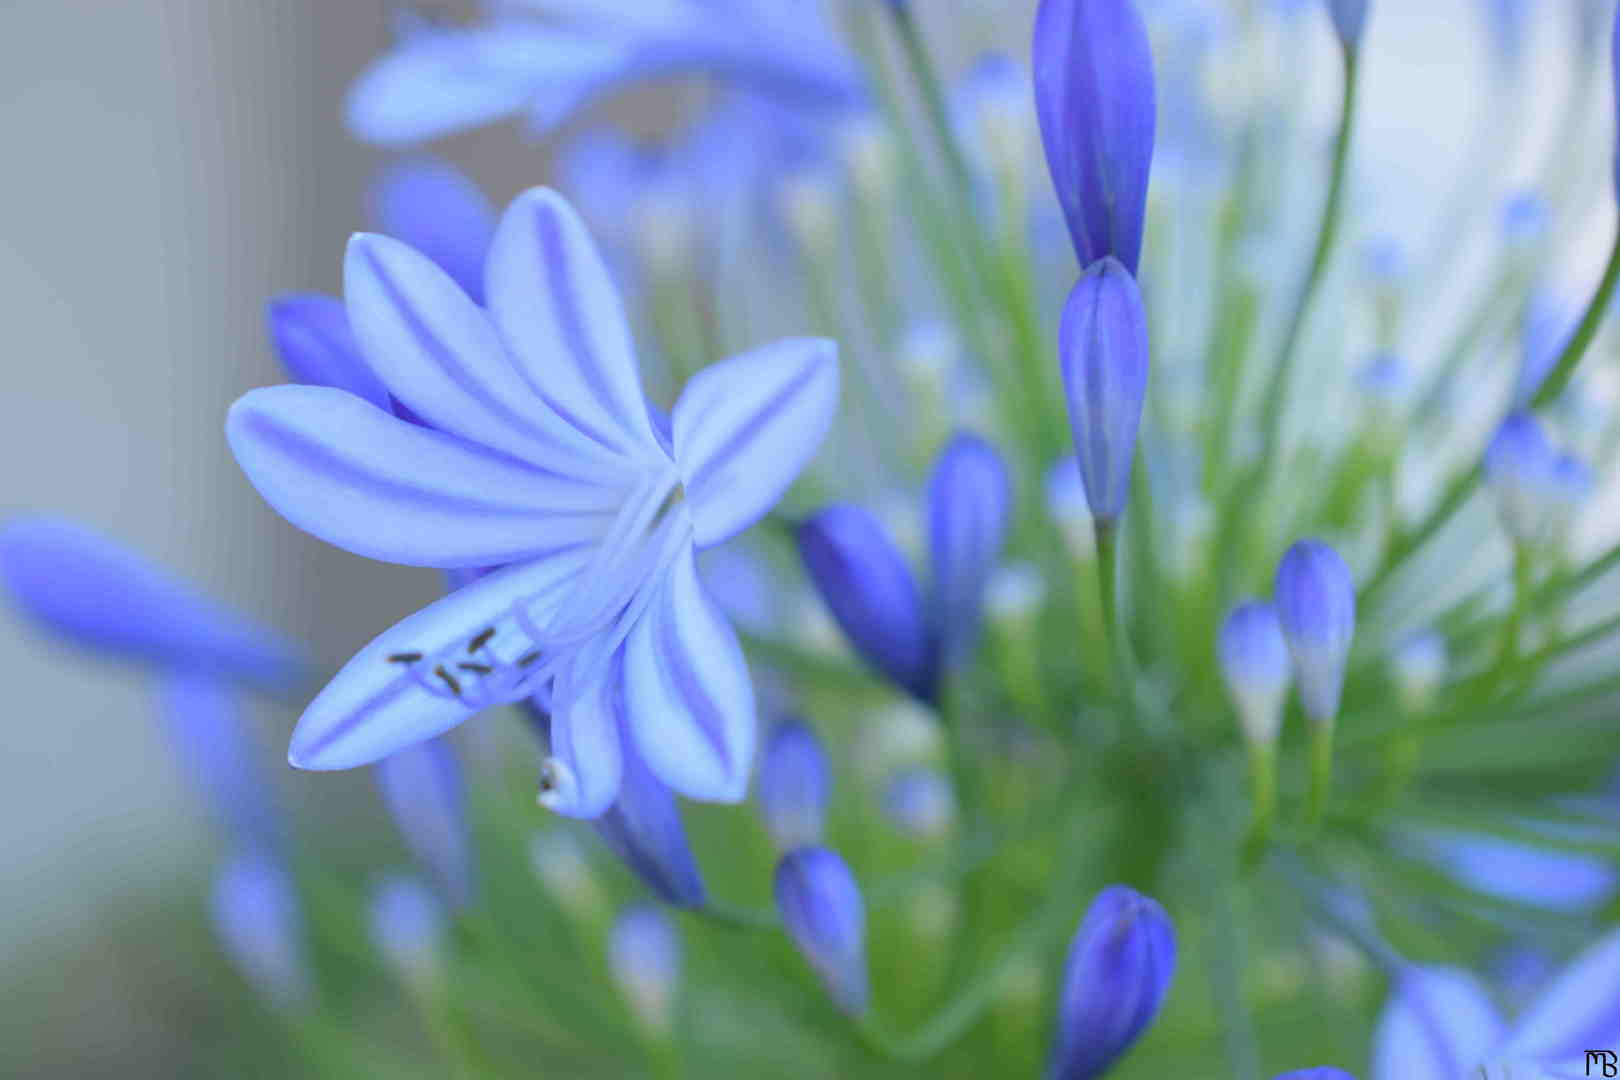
[[289, 550, 588, 770], [624, 545, 755, 802], [592, 724, 708, 907], [375, 736, 475, 908], [369, 159, 497, 303], [159, 671, 283, 853], [484, 188, 667, 465], [228, 385, 617, 568], [345, 24, 627, 145], [541, 654, 626, 819], [0, 516, 305, 690], [1371, 967, 1506, 1080], [672, 338, 839, 548], [343, 231, 620, 479], [1504, 926, 1620, 1063], [266, 293, 390, 409]]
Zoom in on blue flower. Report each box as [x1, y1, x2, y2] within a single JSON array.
[[1034, 0, 1157, 273], [797, 504, 937, 702], [1373, 927, 1620, 1077], [1049, 885, 1177, 1080], [367, 874, 449, 986], [609, 903, 682, 1032], [592, 727, 709, 908], [374, 736, 475, 909], [228, 187, 839, 818], [211, 851, 311, 1009], [1059, 257, 1151, 526], [774, 846, 869, 1017], [757, 720, 831, 853], [346, 3, 862, 147], [1218, 601, 1292, 746], [1274, 540, 1356, 726], [1325, 0, 1370, 48], [1484, 412, 1589, 547], [928, 432, 1013, 665], [1390, 630, 1447, 713]]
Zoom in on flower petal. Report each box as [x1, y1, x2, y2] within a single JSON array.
[[158, 671, 283, 853], [592, 724, 708, 907], [485, 188, 666, 464], [289, 551, 588, 770], [1503, 925, 1620, 1063], [228, 385, 616, 568], [374, 736, 475, 908], [0, 516, 305, 691], [266, 293, 390, 410], [540, 654, 625, 819], [624, 545, 755, 802], [343, 231, 618, 479], [673, 338, 839, 547], [1372, 967, 1506, 1080], [369, 159, 497, 303]]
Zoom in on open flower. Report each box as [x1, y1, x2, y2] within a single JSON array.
[[228, 187, 838, 818]]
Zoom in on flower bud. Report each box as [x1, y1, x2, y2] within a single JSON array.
[[375, 736, 474, 909], [1034, 0, 1156, 272], [797, 506, 937, 702], [367, 874, 448, 988], [1275, 540, 1356, 727], [883, 769, 956, 839], [1049, 885, 1176, 1080], [211, 852, 311, 1010], [1218, 602, 1291, 746], [1059, 258, 1151, 525], [929, 433, 1013, 665], [594, 738, 707, 909], [773, 847, 870, 1017], [1325, 0, 1369, 48], [609, 904, 682, 1033], [1390, 631, 1447, 714], [1485, 412, 1575, 547], [757, 720, 831, 853]]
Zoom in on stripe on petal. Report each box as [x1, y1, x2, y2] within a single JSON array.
[[289, 551, 588, 770], [673, 337, 839, 548], [344, 231, 619, 480], [486, 188, 667, 464], [228, 385, 617, 568], [623, 546, 754, 802]]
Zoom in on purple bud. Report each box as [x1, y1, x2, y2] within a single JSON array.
[[774, 847, 869, 1017], [609, 904, 682, 1031], [1059, 258, 1151, 524], [1275, 540, 1356, 726], [928, 433, 1013, 664], [266, 293, 390, 411], [797, 506, 937, 701], [367, 874, 448, 986], [368, 158, 497, 303], [594, 734, 707, 908], [1484, 411, 1582, 545], [1325, 0, 1370, 47], [375, 736, 474, 910], [1049, 885, 1177, 1080], [1274, 1071, 1356, 1080], [1218, 602, 1292, 746], [211, 852, 310, 1009], [1034, 0, 1156, 272], [159, 671, 284, 854], [882, 769, 956, 838], [757, 720, 832, 853]]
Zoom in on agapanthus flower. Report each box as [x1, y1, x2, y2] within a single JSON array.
[[347, 2, 863, 147], [211, 851, 311, 1010], [228, 187, 839, 818]]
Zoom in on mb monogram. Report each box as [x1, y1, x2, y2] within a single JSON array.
[[1589, 1050, 1620, 1077]]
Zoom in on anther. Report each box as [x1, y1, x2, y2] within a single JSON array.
[[388, 652, 424, 664], [457, 662, 493, 675], [468, 627, 496, 653], [435, 664, 462, 696], [517, 650, 542, 667]]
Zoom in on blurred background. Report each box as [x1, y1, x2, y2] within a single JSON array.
[[0, 0, 1608, 1074]]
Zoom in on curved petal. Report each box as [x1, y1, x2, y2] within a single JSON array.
[[345, 25, 627, 146], [228, 385, 616, 568], [158, 671, 283, 853], [673, 338, 839, 547], [485, 188, 665, 464], [1371, 967, 1506, 1080], [591, 720, 707, 907], [369, 159, 497, 303], [266, 293, 390, 409], [343, 232, 619, 479], [624, 545, 754, 802], [540, 653, 625, 819], [289, 550, 588, 770], [0, 516, 305, 691], [1504, 926, 1620, 1062]]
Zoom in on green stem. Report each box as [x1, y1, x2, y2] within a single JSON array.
[[1307, 723, 1335, 826], [883, 2, 976, 213], [1209, 878, 1263, 1080], [1242, 740, 1278, 867], [1530, 224, 1620, 408], [1094, 521, 1135, 725]]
